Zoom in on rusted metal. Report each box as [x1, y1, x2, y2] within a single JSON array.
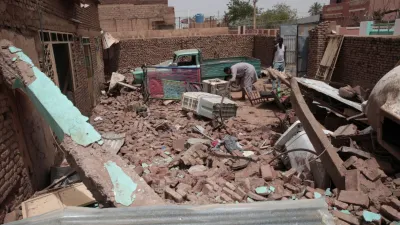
[[290, 78, 346, 190]]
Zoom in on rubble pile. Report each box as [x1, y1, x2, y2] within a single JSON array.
[[91, 88, 400, 224], [90, 90, 317, 205]]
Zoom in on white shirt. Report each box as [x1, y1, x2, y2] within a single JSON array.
[[274, 44, 285, 63]]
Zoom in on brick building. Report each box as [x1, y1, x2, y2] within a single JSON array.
[[99, 0, 175, 32], [323, 0, 400, 27], [0, 0, 105, 221]]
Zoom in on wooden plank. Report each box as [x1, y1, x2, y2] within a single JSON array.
[[326, 36, 344, 81], [21, 183, 95, 218], [316, 36, 344, 80], [290, 78, 346, 189]]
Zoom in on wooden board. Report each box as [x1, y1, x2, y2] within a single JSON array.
[[315, 35, 344, 81], [21, 183, 95, 218]]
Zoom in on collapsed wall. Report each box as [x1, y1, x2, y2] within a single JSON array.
[[0, 40, 164, 217]]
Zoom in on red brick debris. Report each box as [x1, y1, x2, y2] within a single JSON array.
[[90, 88, 400, 224]]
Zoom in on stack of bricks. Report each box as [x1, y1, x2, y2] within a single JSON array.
[[0, 89, 33, 223], [117, 35, 255, 71], [253, 36, 275, 68], [331, 36, 400, 89], [307, 21, 331, 78]]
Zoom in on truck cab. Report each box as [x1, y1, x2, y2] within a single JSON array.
[[131, 49, 201, 84]]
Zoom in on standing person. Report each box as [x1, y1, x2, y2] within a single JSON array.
[[272, 37, 286, 72], [223, 62, 258, 100]]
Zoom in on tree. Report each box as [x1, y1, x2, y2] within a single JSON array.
[[259, 3, 297, 28], [308, 2, 323, 16], [224, 0, 254, 25]]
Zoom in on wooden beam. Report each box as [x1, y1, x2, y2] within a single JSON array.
[[290, 78, 346, 190]]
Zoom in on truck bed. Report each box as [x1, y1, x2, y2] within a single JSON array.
[[201, 57, 262, 80]]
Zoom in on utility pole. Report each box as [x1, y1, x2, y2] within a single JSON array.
[[253, 0, 258, 29]]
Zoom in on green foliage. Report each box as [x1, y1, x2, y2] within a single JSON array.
[[258, 3, 297, 27], [308, 2, 323, 16], [224, 0, 254, 25]]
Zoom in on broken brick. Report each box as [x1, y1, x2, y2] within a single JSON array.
[[334, 200, 349, 210], [389, 198, 400, 211], [343, 156, 358, 169], [192, 179, 206, 193], [172, 138, 186, 151], [176, 188, 187, 198], [282, 168, 297, 182], [393, 178, 400, 186], [176, 182, 192, 192], [369, 181, 392, 202], [225, 182, 236, 191], [353, 158, 365, 170], [260, 165, 274, 181], [284, 183, 299, 193], [345, 169, 361, 191], [290, 175, 302, 186], [143, 174, 153, 185], [332, 210, 360, 225], [247, 191, 268, 201], [220, 193, 233, 202], [235, 187, 247, 199], [306, 186, 316, 193], [187, 194, 198, 202], [305, 192, 314, 199], [380, 205, 400, 221], [165, 187, 183, 203], [304, 180, 315, 188], [205, 178, 220, 191], [222, 187, 243, 201], [338, 191, 369, 208], [361, 167, 381, 182], [249, 177, 265, 189], [202, 184, 214, 194]]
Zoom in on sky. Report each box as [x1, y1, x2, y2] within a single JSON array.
[[169, 0, 329, 18]]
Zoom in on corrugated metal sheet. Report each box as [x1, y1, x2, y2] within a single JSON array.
[[9, 199, 334, 225], [295, 77, 362, 111]]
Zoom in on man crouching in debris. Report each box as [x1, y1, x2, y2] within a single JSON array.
[[224, 62, 258, 100]]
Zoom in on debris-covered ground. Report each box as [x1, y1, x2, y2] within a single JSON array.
[[90, 78, 400, 224]]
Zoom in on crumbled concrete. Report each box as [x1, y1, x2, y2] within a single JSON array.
[[62, 136, 164, 207]]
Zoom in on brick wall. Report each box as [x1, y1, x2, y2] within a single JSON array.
[[307, 22, 331, 77], [98, 4, 175, 32], [100, 0, 168, 4], [115, 35, 255, 71], [0, 84, 34, 223], [254, 36, 275, 67], [331, 36, 400, 89]]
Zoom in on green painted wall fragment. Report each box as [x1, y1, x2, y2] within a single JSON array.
[[105, 161, 137, 206], [8, 46, 101, 146]]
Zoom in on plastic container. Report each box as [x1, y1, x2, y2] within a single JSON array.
[[202, 79, 229, 96], [195, 14, 205, 23]]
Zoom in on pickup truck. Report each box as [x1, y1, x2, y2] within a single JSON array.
[[131, 49, 262, 88]]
